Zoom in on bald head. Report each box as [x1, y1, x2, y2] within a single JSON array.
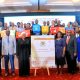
[[43, 21, 46, 26], [35, 19, 38, 24]]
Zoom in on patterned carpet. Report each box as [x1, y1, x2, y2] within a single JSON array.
[[0, 69, 80, 80]]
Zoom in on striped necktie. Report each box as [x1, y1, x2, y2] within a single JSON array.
[[66, 36, 70, 45]]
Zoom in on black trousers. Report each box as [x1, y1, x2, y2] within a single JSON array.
[[65, 51, 77, 74], [18, 56, 30, 76]]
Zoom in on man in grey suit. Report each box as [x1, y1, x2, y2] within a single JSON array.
[[2, 30, 16, 76], [64, 30, 77, 74]]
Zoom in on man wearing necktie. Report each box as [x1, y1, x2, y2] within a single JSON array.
[[75, 27, 79, 38], [2, 30, 16, 76], [64, 30, 77, 74]]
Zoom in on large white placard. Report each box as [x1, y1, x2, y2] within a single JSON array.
[[31, 35, 55, 68]]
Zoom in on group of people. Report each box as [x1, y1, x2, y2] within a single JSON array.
[[0, 19, 79, 35], [55, 31, 78, 74], [0, 30, 31, 77], [0, 19, 79, 77]]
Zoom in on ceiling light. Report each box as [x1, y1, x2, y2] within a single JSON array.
[[30, 0, 47, 5], [0, 0, 4, 3], [72, 0, 80, 2]]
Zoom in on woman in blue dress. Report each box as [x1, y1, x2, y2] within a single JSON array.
[[77, 30, 80, 73], [55, 31, 66, 74]]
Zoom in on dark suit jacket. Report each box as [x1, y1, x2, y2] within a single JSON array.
[[17, 37, 31, 58], [64, 35, 77, 59], [0, 38, 2, 58]]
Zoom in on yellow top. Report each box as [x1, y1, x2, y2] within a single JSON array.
[[59, 27, 65, 34], [0, 30, 6, 37], [41, 26, 49, 34]]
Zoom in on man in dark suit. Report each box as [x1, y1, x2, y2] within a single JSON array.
[[64, 30, 77, 74]]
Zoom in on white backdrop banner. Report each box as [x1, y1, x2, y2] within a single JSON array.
[[31, 35, 55, 68]]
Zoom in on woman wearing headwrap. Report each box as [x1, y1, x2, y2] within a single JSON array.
[[17, 32, 31, 76]]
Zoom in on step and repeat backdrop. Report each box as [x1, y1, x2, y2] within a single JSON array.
[[4, 16, 75, 26]]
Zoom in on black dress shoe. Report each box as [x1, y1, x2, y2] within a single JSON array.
[[0, 73, 2, 76]]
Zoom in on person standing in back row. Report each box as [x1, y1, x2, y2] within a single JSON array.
[[32, 19, 41, 35]]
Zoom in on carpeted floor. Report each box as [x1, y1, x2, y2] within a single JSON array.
[[0, 69, 80, 80]]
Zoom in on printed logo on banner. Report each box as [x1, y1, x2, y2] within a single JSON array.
[[40, 41, 45, 47], [50, 27, 65, 34], [50, 27, 59, 34], [32, 24, 41, 34], [66, 30, 74, 34], [16, 30, 31, 38]]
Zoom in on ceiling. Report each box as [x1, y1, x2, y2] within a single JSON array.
[[0, 0, 80, 13]]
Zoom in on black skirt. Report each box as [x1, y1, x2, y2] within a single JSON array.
[[55, 57, 66, 66]]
